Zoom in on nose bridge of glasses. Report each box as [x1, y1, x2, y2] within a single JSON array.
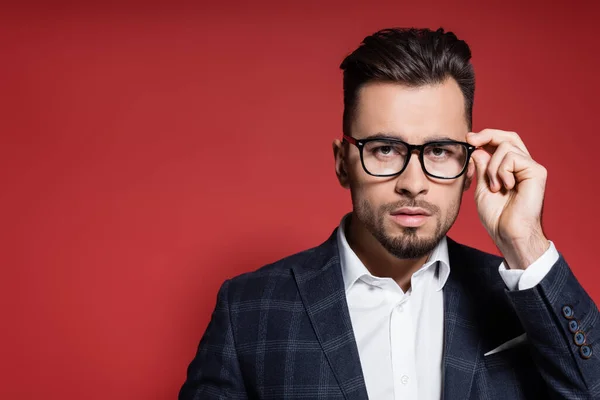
[[404, 143, 427, 165], [403, 145, 428, 174], [406, 142, 428, 152]]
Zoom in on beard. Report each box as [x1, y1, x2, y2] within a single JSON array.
[[354, 196, 461, 259]]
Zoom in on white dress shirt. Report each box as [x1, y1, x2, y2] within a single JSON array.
[[337, 215, 559, 400]]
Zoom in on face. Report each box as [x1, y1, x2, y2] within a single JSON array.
[[333, 78, 474, 259]]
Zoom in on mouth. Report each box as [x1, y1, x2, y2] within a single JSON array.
[[389, 207, 432, 228], [391, 207, 432, 217]]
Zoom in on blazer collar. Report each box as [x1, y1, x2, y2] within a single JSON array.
[[441, 238, 483, 400], [291, 228, 369, 400]]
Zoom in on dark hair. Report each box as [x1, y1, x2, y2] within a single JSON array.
[[340, 27, 475, 134]]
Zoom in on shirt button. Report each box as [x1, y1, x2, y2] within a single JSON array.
[[400, 375, 409, 385], [397, 304, 404, 312]]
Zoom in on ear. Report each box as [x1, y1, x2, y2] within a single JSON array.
[[463, 158, 475, 191], [333, 139, 350, 189]]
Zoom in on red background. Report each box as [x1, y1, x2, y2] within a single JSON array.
[[2, 1, 599, 399]]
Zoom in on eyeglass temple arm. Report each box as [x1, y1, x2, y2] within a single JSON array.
[[342, 135, 358, 145]]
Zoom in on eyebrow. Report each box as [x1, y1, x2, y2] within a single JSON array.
[[363, 132, 459, 143]]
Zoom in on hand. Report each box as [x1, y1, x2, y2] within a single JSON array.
[[467, 129, 550, 270]]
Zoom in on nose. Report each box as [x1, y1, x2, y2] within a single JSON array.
[[394, 151, 429, 198]]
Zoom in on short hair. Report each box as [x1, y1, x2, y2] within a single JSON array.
[[340, 27, 475, 134]]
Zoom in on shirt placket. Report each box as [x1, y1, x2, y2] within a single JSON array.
[[389, 290, 418, 399]]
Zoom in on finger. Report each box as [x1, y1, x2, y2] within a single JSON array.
[[470, 148, 492, 188], [486, 142, 528, 192], [497, 153, 518, 191], [496, 151, 544, 190], [467, 129, 530, 157]]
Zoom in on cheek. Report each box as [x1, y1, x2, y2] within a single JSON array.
[[444, 189, 464, 220], [430, 182, 464, 216], [349, 178, 397, 210]]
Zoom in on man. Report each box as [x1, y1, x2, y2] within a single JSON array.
[[179, 28, 599, 399]]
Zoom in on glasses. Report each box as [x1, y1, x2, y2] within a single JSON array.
[[343, 135, 476, 179]]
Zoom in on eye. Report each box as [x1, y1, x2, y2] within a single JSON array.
[[425, 145, 455, 159], [431, 147, 447, 157], [363, 140, 407, 159], [376, 146, 394, 155]]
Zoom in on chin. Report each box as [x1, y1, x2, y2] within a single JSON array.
[[394, 225, 441, 242]]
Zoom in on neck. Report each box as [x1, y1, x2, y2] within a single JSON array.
[[345, 213, 431, 292]]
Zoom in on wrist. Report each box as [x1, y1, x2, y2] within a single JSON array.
[[498, 232, 550, 270]]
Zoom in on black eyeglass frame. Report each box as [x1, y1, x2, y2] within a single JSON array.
[[343, 134, 476, 179]]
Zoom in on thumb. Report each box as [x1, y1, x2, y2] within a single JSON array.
[[471, 149, 491, 187]]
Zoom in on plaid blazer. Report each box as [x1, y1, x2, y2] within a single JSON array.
[[179, 229, 600, 399]]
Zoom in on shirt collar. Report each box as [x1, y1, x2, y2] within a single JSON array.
[[337, 213, 451, 293]]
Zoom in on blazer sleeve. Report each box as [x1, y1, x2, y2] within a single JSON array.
[[179, 279, 248, 400], [505, 256, 600, 398]]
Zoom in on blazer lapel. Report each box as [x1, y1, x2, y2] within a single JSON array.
[[442, 239, 482, 400], [292, 229, 368, 400]]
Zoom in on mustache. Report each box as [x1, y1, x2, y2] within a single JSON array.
[[380, 200, 440, 215]]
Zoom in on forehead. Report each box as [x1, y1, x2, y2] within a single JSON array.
[[351, 79, 469, 142]]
